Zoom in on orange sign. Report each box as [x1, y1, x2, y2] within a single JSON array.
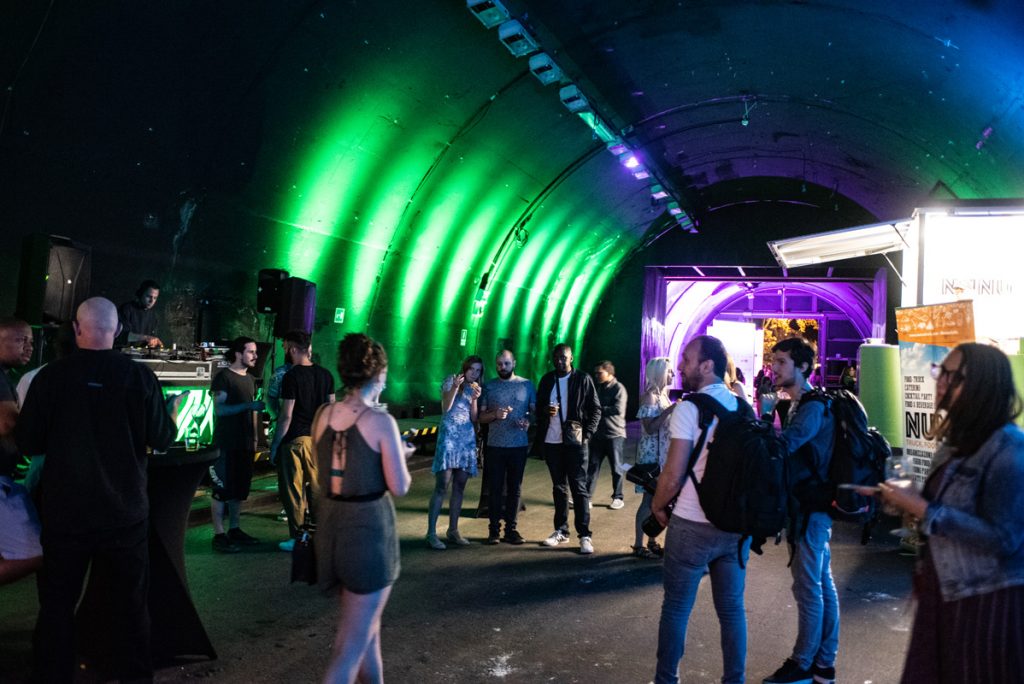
[[895, 300, 975, 347]]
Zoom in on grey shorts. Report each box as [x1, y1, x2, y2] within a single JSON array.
[[0, 477, 43, 560]]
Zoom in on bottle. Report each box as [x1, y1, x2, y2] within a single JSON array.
[[185, 423, 199, 452]]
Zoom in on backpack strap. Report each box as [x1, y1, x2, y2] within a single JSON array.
[[681, 393, 726, 488]]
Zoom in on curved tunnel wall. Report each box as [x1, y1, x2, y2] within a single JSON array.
[[4, 1, 1024, 411]]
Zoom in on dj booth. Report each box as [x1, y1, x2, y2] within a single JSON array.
[[77, 353, 224, 673]]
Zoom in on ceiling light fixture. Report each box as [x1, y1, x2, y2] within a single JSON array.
[[528, 53, 563, 85], [498, 20, 539, 57], [466, 0, 510, 28]]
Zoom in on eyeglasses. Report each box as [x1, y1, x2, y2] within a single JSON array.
[[930, 362, 965, 386]]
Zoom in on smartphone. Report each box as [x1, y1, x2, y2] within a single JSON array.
[[837, 483, 880, 493]]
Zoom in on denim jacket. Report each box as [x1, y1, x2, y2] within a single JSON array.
[[922, 423, 1024, 602]]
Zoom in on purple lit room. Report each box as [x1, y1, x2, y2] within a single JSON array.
[[3, 1, 1024, 683]]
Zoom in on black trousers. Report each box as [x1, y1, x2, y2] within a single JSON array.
[[484, 445, 529, 534], [35, 520, 151, 683], [586, 435, 624, 501], [542, 442, 591, 538]]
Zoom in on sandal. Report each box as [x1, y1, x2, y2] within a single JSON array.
[[631, 545, 655, 559], [646, 539, 664, 558], [425, 533, 447, 550]]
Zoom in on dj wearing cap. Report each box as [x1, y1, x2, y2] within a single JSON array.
[[118, 280, 163, 348]]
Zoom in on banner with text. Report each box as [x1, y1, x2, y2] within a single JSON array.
[[895, 301, 975, 483]]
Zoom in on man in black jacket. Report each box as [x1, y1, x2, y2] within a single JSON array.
[[534, 343, 601, 554]]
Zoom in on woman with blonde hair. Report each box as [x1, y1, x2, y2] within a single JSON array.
[[313, 333, 413, 683], [878, 342, 1024, 683], [632, 356, 677, 558]]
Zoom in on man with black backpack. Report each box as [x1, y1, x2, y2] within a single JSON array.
[[651, 335, 752, 684], [762, 337, 838, 684]]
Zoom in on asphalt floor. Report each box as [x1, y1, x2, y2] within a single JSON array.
[[0, 423, 915, 683]]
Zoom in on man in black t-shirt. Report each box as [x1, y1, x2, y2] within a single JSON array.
[[269, 330, 335, 551], [209, 337, 265, 553], [117, 279, 163, 348], [17, 298, 178, 682]]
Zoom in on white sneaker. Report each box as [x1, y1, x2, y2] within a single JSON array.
[[609, 498, 625, 510], [580, 536, 594, 554], [542, 531, 570, 547]]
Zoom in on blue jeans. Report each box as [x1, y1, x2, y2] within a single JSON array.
[[586, 435, 624, 501], [656, 517, 750, 684], [790, 512, 840, 670]]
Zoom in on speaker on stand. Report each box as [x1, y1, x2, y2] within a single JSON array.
[[257, 269, 289, 314], [273, 277, 316, 338]]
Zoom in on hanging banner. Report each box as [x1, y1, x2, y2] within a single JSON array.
[[894, 301, 975, 483]]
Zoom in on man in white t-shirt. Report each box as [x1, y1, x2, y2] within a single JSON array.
[[651, 335, 750, 684]]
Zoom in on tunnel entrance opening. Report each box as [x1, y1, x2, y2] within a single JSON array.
[[641, 265, 887, 395]]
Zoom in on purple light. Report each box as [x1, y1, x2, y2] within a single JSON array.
[[623, 155, 639, 169]]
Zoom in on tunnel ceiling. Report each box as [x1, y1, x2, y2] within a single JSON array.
[[3, 1, 1023, 401]]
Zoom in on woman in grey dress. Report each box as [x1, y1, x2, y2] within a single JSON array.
[[313, 333, 413, 684]]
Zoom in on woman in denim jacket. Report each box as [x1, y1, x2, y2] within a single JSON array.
[[879, 342, 1024, 683]]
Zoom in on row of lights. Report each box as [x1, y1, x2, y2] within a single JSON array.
[[467, 0, 697, 234]]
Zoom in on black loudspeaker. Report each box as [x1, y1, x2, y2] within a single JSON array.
[[16, 234, 92, 325], [273, 277, 316, 338], [256, 268, 289, 314]]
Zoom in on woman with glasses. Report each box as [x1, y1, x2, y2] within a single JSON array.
[[877, 343, 1024, 683]]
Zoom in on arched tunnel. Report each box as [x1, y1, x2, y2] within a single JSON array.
[[4, 0, 1023, 406]]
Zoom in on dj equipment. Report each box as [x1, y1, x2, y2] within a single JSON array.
[[134, 358, 216, 450], [15, 234, 92, 325]]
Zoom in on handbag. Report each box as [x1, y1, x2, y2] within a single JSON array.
[[554, 374, 584, 445], [563, 420, 584, 445], [290, 528, 317, 585]]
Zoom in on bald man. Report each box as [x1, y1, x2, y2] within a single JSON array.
[[17, 297, 178, 682]]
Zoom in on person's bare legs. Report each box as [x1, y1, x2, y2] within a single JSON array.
[[427, 470, 452, 537], [211, 499, 227, 534], [356, 631, 383, 683], [323, 586, 392, 684], [447, 468, 470, 533]]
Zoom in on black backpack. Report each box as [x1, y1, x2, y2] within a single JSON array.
[[802, 389, 891, 540], [683, 393, 790, 561]]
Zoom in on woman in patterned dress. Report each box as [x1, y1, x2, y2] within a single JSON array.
[[425, 355, 483, 549], [632, 356, 677, 558]]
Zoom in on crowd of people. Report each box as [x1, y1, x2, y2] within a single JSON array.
[[3, 294, 1024, 683]]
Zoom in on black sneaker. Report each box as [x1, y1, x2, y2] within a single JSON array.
[[502, 530, 525, 545], [811, 664, 835, 684], [763, 659, 813, 684], [486, 532, 501, 545], [212, 534, 241, 554], [227, 528, 260, 545]]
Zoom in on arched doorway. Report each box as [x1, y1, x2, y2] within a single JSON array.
[[642, 265, 886, 394]]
